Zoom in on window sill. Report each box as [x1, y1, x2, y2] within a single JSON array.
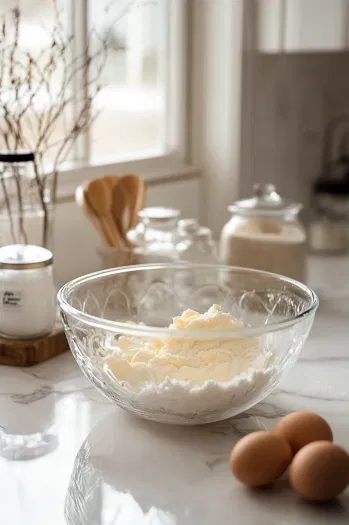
[[55, 153, 201, 203]]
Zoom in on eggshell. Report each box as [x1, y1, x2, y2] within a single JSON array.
[[273, 412, 333, 453], [289, 441, 349, 501], [230, 431, 292, 487]]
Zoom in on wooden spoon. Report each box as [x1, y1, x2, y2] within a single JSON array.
[[111, 180, 133, 248], [85, 178, 123, 248], [103, 175, 120, 191], [75, 185, 113, 247], [119, 174, 146, 230]]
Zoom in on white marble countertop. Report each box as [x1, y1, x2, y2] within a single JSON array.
[[1, 257, 349, 525]]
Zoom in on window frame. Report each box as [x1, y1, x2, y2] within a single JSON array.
[[57, 0, 193, 200]]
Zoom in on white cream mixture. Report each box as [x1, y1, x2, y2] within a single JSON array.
[[106, 305, 271, 387]]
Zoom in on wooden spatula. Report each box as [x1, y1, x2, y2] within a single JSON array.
[[75, 185, 112, 247], [84, 178, 123, 248], [111, 180, 133, 248], [119, 174, 146, 229], [103, 175, 120, 191]]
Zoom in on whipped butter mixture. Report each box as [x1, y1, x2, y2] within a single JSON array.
[[107, 305, 271, 386]]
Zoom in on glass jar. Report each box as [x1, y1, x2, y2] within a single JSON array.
[[0, 245, 58, 459], [127, 206, 180, 263], [308, 178, 349, 254], [0, 244, 56, 339], [0, 151, 53, 249], [176, 219, 219, 264], [220, 184, 307, 282]]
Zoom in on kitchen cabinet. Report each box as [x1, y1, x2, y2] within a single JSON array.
[[257, 0, 349, 52]]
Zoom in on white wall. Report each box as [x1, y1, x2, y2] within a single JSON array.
[[190, 0, 244, 236]]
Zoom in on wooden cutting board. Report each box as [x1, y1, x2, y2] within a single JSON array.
[[0, 320, 68, 366]]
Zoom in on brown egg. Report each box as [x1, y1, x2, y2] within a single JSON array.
[[273, 412, 333, 453], [230, 431, 292, 487], [290, 441, 349, 501]]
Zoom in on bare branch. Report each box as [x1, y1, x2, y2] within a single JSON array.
[[0, 0, 133, 246]]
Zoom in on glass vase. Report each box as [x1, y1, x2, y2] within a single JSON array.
[[0, 202, 54, 250], [0, 152, 53, 249]]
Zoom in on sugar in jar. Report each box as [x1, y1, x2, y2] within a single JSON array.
[[0, 244, 56, 338]]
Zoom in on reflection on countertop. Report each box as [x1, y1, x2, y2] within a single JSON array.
[[1, 256, 349, 524]]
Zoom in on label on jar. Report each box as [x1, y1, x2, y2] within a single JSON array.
[[0, 290, 23, 309]]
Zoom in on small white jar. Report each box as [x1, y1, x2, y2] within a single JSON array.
[[0, 244, 56, 339]]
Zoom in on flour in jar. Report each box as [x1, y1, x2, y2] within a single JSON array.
[[220, 216, 307, 281], [220, 184, 307, 282]]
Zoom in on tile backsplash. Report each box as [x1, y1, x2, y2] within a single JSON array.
[[242, 52, 349, 209]]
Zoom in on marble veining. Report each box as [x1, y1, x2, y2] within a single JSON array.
[[0, 257, 349, 524], [9, 387, 53, 405]]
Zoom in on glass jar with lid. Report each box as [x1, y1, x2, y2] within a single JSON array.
[[0, 244, 56, 339], [127, 206, 180, 263], [97, 207, 181, 268], [176, 219, 219, 264], [220, 184, 307, 282], [308, 175, 349, 254]]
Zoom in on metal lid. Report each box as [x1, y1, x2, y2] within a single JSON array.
[[138, 207, 180, 224], [0, 151, 35, 163], [228, 184, 302, 217], [0, 244, 53, 270]]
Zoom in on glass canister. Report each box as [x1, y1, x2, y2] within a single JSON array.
[[0, 151, 53, 249], [0, 244, 56, 339], [220, 184, 307, 282], [308, 177, 349, 254], [176, 219, 219, 263], [127, 206, 180, 263]]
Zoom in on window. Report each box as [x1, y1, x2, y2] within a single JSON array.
[[88, 0, 168, 163], [0, 0, 188, 187]]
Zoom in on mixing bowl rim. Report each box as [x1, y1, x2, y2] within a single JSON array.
[[57, 263, 319, 338]]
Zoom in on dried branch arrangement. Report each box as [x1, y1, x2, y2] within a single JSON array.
[[0, 0, 131, 247]]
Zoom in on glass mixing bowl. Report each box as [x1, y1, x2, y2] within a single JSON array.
[[57, 264, 318, 424]]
